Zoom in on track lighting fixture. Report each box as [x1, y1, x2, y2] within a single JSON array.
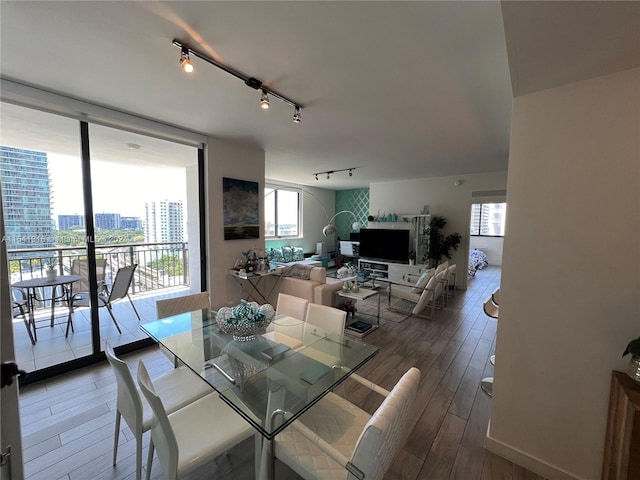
[[179, 47, 194, 73], [312, 167, 359, 181], [173, 39, 303, 122], [260, 90, 270, 110]]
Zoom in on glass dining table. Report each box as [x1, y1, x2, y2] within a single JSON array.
[[140, 308, 379, 478]]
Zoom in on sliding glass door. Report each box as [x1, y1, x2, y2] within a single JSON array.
[[1, 103, 90, 371], [0, 102, 202, 377]]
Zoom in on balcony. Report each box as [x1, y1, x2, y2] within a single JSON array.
[[9, 242, 194, 373]]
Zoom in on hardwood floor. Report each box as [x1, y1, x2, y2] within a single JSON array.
[[18, 266, 544, 479]]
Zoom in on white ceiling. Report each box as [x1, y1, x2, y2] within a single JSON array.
[[1, 1, 638, 190]]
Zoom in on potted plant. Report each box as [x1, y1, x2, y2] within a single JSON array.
[[408, 251, 416, 266], [45, 259, 57, 281], [623, 336, 640, 384], [425, 216, 462, 267]]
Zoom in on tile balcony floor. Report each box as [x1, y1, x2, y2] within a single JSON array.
[[12, 286, 192, 372]]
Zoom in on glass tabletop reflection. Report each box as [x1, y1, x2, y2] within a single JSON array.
[[140, 309, 379, 440]]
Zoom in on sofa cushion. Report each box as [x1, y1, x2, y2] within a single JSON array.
[[410, 270, 433, 293]]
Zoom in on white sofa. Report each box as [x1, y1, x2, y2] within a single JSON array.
[[272, 267, 344, 306]]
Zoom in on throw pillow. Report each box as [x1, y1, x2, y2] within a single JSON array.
[[411, 271, 432, 293]]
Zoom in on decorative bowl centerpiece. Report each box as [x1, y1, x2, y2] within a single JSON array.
[[215, 301, 275, 341]]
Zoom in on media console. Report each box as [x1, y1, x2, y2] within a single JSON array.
[[358, 258, 430, 286]]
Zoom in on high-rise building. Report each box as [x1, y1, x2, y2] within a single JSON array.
[[0, 146, 55, 250], [144, 200, 184, 243], [95, 212, 121, 230], [58, 214, 85, 231], [120, 216, 142, 229]]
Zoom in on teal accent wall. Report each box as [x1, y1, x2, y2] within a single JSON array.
[[335, 188, 369, 241]]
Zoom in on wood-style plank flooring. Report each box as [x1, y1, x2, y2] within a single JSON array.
[[18, 266, 546, 480]]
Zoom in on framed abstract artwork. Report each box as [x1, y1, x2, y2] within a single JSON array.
[[222, 177, 260, 240]]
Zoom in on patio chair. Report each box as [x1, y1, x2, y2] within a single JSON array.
[[71, 258, 108, 295], [73, 264, 141, 334], [12, 287, 35, 345]]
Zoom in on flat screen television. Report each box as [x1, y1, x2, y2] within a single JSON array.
[[358, 228, 410, 263]]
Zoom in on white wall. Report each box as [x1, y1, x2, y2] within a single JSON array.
[[369, 171, 508, 289], [205, 137, 265, 306], [469, 236, 504, 266], [487, 68, 640, 480]]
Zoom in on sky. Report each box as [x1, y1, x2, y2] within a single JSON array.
[[49, 153, 187, 221]]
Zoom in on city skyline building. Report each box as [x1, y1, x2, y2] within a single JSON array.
[[58, 214, 84, 231], [0, 146, 55, 250], [95, 212, 121, 230], [144, 200, 184, 243]]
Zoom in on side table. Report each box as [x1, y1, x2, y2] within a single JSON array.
[[602, 370, 640, 480], [337, 287, 380, 338]]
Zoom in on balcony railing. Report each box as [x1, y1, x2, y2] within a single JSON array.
[[8, 241, 190, 295]]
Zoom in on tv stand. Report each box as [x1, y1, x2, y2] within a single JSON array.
[[358, 258, 429, 286]]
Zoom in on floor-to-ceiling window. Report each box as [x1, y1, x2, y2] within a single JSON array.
[[1, 101, 202, 379]]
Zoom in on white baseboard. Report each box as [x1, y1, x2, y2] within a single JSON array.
[[485, 425, 585, 480]]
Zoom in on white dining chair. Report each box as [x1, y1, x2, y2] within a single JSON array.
[[105, 344, 211, 480], [304, 303, 347, 335], [274, 367, 421, 480], [263, 293, 309, 348], [276, 292, 308, 319], [155, 292, 210, 319], [137, 360, 257, 480]]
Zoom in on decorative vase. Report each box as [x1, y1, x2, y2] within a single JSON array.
[[628, 355, 640, 384], [46, 269, 57, 281], [409, 259, 415, 266]]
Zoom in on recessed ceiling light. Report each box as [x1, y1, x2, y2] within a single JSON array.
[[126, 143, 141, 150]]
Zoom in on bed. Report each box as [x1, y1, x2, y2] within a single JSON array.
[[468, 249, 488, 277]]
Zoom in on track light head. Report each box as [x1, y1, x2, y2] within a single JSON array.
[[260, 90, 270, 110], [315, 174, 319, 181], [349, 169, 353, 177], [326, 173, 330, 180], [293, 106, 301, 124], [179, 47, 194, 73]]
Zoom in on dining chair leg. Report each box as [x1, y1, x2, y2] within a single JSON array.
[[105, 305, 123, 334], [113, 411, 121, 466], [135, 432, 143, 480], [254, 433, 262, 480], [146, 441, 154, 480]]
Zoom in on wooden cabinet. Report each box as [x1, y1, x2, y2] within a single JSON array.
[[602, 370, 640, 480]]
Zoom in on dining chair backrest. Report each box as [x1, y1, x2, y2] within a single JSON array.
[[105, 343, 143, 436], [108, 264, 138, 302], [276, 293, 309, 320], [351, 367, 420, 480], [71, 258, 107, 292], [136, 360, 179, 479], [304, 303, 346, 335], [156, 292, 210, 320]]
